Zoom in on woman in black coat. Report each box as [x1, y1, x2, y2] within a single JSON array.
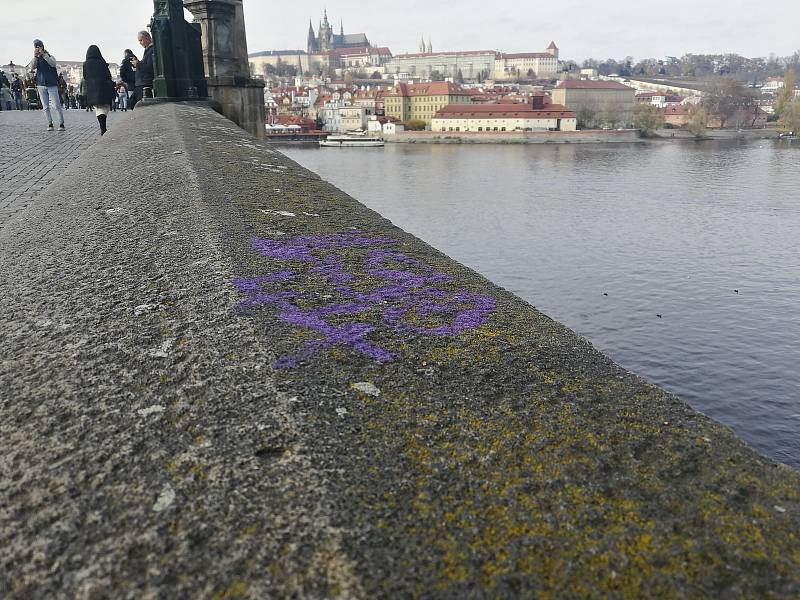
[[82, 45, 116, 134]]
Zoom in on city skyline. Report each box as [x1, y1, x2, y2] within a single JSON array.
[[2, 0, 798, 67]]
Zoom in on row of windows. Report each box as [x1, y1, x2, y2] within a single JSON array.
[[437, 126, 506, 132]]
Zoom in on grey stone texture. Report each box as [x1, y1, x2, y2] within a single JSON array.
[[1, 103, 799, 598], [0, 110, 104, 230]]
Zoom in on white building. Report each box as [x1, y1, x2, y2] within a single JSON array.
[[383, 122, 405, 135], [319, 102, 367, 132], [338, 106, 367, 132], [761, 77, 785, 95], [385, 50, 497, 80], [494, 43, 559, 81]]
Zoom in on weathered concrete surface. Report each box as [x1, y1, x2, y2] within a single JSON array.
[[1, 102, 799, 599]]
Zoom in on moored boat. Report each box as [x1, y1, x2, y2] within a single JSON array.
[[319, 134, 384, 148]]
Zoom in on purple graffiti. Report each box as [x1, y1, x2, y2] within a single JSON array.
[[235, 233, 496, 368]]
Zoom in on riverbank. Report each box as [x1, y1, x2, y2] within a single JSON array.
[[654, 127, 783, 140], [386, 128, 641, 144]]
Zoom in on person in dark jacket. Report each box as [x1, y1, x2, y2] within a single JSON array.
[[130, 31, 154, 106], [26, 39, 65, 130], [11, 75, 24, 110], [119, 49, 137, 109], [82, 45, 116, 135]]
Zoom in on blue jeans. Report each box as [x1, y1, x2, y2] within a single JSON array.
[[13, 91, 22, 110], [37, 85, 64, 126]]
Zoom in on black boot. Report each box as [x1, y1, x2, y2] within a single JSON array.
[[98, 114, 107, 135]]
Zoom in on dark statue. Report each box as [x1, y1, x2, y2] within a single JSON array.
[[150, 0, 208, 99]]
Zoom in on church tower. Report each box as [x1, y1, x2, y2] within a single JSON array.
[[419, 36, 426, 54], [307, 19, 318, 53], [319, 9, 333, 52]]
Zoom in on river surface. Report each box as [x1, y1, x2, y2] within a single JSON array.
[[280, 139, 800, 470]]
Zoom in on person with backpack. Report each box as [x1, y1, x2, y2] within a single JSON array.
[[26, 39, 65, 130]]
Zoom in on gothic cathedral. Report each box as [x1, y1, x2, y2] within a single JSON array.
[[307, 10, 371, 54]]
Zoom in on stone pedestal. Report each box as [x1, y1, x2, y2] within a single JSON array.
[[151, 0, 208, 99], [183, 0, 265, 139]]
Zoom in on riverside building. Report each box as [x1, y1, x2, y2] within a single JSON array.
[[384, 82, 472, 125], [431, 101, 577, 132], [551, 79, 636, 127]]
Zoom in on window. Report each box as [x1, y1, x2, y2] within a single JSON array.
[[478, 127, 483, 131]]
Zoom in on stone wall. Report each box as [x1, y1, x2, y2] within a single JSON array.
[[387, 128, 641, 144]]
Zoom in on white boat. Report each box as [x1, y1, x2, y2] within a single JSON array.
[[319, 134, 384, 148]]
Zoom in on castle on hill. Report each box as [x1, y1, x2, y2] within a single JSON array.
[[307, 10, 371, 54]]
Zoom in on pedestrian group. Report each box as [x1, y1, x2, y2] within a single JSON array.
[[0, 32, 155, 135]]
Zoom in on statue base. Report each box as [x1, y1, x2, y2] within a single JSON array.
[[206, 77, 266, 140]]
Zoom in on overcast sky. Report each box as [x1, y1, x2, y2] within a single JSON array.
[[3, 0, 798, 66]]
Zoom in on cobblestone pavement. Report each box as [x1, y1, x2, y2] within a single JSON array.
[[0, 109, 129, 230]]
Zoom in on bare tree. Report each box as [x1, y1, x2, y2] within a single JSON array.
[[702, 78, 756, 128], [686, 104, 708, 137]]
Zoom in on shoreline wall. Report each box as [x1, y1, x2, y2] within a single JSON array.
[[386, 128, 641, 144], [2, 103, 799, 598]]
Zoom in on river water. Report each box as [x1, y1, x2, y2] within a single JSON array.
[[280, 139, 800, 470]]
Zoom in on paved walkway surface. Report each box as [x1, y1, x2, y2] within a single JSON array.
[[0, 109, 129, 230]]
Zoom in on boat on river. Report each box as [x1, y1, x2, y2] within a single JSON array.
[[319, 132, 384, 148]]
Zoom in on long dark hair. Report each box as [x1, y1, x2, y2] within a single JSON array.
[[86, 45, 104, 61]]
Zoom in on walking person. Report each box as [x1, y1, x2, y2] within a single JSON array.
[[119, 49, 137, 109], [26, 39, 65, 130], [116, 81, 129, 111], [130, 31, 154, 106], [82, 45, 116, 135], [0, 85, 12, 111], [11, 75, 24, 110], [58, 73, 68, 109]]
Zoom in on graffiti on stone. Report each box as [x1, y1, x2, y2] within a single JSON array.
[[234, 233, 496, 368]]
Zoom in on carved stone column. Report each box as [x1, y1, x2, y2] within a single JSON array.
[[183, 0, 265, 138]]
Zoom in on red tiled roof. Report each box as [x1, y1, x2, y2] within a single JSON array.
[[393, 50, 496, 59], [500, 53, 554, 60], [435, 103, 575, 119], [556, 80, 634, 90], [386, 82, 470, 97], [328, 46, 393, 57]]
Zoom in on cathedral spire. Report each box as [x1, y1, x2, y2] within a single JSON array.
[[420, 36, 426, 53], [340, 20, 344, 36], [307, 18, 317, 53]]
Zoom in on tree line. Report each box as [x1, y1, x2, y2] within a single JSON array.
[[565, 51, 800, 82]]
